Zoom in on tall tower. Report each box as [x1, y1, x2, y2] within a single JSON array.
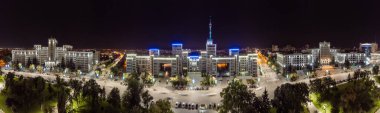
[[206, 16, 217, 57], [48, 37, 57, 61], [207, 16, 213, 45]]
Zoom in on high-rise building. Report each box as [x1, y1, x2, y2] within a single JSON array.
[[124, 18, 258, 77], [171, 43, 183, 56], [360, 43, 378, 57], [206, 17, 217, 57], [229, 48, 240, 56], [48, 38, 57, 61], [319, 41, 332, 65]]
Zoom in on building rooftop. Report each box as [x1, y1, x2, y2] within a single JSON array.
[[277, 50, 311, 55]]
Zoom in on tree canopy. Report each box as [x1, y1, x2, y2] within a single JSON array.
[[272, 83, 309, 113]]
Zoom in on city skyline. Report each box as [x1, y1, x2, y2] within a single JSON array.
[[1, 0, 380, 49], [5, 36, 378, 50], [3, 1, 380, 113]]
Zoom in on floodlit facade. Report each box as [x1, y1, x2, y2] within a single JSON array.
[[276, 53, 314, 68], [319, 41, 332, 65], [148, 49, 160, 57], [334, 52, 366, 64], [12, 38, 98, 72], [172, 43, 183, 56], [276, 41, 371, 70], [307, 42, 339, 65], [124, 18, 258, 77], [125, 46, 258, 77], [360, 43, 378, 55], [229, 49, 240, 56], [371, 52, 380, 65]]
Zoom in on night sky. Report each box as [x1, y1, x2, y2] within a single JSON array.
[[0, 0, 380, 49]]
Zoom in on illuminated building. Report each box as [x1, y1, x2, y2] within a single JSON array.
[[276, 52, 314, 70], [360, 43, 378, 62], [172, 43, 183, 56], [334, 52, 366, 65], [149, 48, 160, 56], [124, 18, 258, 77], [278, 41, 370, 70], [12, 37, 98, 72], [371, 52, 380, 65], [319, 41, 332, 65], [229, 48, 240, 56], [307, 41, 338, 66], [206, 17, 217, 57]]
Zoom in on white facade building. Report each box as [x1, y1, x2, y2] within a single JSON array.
[[125, 47, 258, 77], [371, 52, 380, 65], [360, 43, 378, 53], [319, 41, 332, 65], [124, 18, 258, 77], [334, 52, 366, 64], [12, 38, 98, 72], [148, 49, 160, 57], [172, 43, 183, 56], [276, 53, 314, 68]]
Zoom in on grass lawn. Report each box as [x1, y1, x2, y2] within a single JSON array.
[[310, 80, 380, 113], [269, 107, 277, 113], [375, 76, 380, 84], [29, 100, 57, 113], [0, 76, 4, 83], [0, 94, 13, 113], [68, 95, 88, 112], [369, 98, 380, 113], [0, 93, 58, 113], [302, 105, 310, 113], [310, 93, 333, 113]]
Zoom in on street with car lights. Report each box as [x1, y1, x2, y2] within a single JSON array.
[[4, 59, 373, 113]]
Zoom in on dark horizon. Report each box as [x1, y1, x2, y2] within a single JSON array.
[[1, 0, 380, 49]]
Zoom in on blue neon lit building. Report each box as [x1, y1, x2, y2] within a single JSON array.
[[229, 48, 240, 56], [172, 43, 183, 56], [149, 48, 160, 56]]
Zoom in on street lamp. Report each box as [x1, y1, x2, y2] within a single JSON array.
[[192, 79, 195, 87], [257, 77, 261, 87]]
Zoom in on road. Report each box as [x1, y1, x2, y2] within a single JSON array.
[[98, 51, 124, 79], [0, 64, 368, 113]]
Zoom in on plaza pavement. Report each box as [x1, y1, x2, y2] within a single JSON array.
[[1, 64, 371, 113]]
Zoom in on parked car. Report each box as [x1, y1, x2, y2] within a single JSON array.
[[191, 103, 196, 110], [175, 102, 180, 108], [198, 106, 207, 113], [181, 102, 187, 108]]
